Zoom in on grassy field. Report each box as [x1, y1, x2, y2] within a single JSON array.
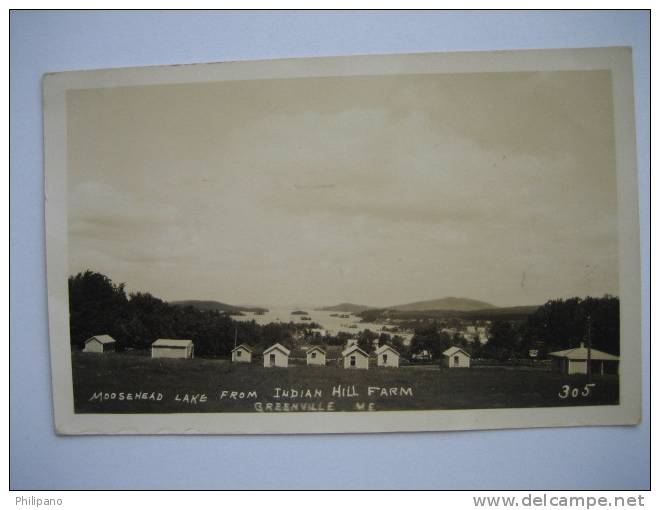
[[71, 351, 619, 413]]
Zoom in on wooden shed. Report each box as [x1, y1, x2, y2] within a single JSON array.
[[374, 344, 400, 368], [549, 343, 619, 375], [263, 343, 290, 368], [443, 346, 471, 368], [231, 343, 255, 363], [151, 338, 194, 359], [342, 345, 369, 370], [306, 345, 326, 366], [83, 334, 116, 353]]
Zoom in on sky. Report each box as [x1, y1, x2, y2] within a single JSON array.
[[67, 70, 619, 308]]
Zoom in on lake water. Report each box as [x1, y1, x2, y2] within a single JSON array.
[[232, 306, 413, 345]]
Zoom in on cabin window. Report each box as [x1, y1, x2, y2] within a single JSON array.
[[350, 356, 356, 367], [383, 354, 388, 364], [237, 350, 241, 357], [454, 355, 459, 366], [311, 352, 316, 359]]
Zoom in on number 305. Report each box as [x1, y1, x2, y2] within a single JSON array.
[[558, 383, 596, 399]]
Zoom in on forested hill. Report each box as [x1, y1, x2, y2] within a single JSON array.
[[171, 300, 268, 314], [388, 297, 497, 312], [319, 297, 496, 313]]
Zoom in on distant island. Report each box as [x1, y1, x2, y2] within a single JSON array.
[[170, 300, 268, 315], [290, 310, 309, 315], [315, 303, 375, 313]]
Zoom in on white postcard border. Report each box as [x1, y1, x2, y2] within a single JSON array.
[[43, 47, 641, 435]]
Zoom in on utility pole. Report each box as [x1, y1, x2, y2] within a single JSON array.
[[586, 315, 592, 383], [234, 327, 238, 349]]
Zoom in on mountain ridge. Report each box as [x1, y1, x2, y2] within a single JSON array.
[[387, 296, 497, 312], [319, 297, 497, 313]]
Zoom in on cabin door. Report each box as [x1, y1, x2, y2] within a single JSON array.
[[270, 353, 276, 367], [454, 355, 459, 367]]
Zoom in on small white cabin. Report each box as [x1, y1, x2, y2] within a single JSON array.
[[443, 346, 471, 368], [549, 343, 619, 375], [83, 334, 116, 353], [151, 339, 194, 359], [263, 343, 290, 368], [342, 345, 369, 370], [374, 344, 400, 368], [231, 343, 255, 363], [306, 346, 326, 366]]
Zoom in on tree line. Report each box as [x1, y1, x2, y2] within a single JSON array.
[[69, 270, 619, 361], [408, 295, 619, 360], [69, 270, 316, 357]]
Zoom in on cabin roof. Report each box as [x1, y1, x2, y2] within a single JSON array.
[[375, 344, 399, 356], [231, 343, 255, 353], [85, 334, 116, 345], [549, 346, 619, 361], [263, 343, 291, 356], [341, 345, 369, 358], [152, 338, 193, 348], [443, 346, 471, 358]]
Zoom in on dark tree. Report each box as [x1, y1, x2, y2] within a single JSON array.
[[477, 296, 620, 360], [523, 295, 620, 355], [68, 270, 128, 347], [356, 329, 379, 353], [410, 325, 451, 359], [68, 270, 301, 356], [482, 320, 519, 361]]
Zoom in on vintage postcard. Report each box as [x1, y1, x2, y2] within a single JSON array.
[[43, 48, 641, 435]]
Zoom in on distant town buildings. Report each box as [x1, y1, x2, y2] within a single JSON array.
[[441, 323, 490, 344], [411, 349, 432, 361]]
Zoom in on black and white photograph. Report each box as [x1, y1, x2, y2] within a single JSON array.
[[43, 47, 641, 434]]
